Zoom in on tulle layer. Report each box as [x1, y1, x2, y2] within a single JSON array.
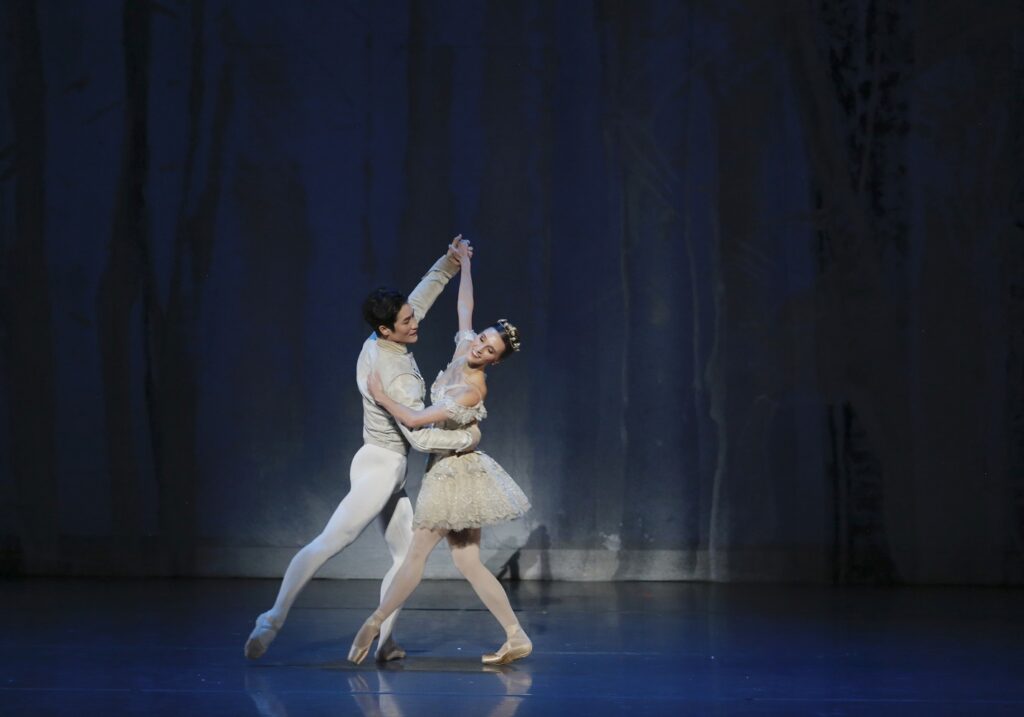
[[414, 451, 530, 531]]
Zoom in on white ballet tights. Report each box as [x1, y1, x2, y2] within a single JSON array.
[[262, 444, 412, 651], [376, 527, 519, 634]]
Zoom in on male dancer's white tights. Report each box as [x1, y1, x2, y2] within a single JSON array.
[[255, 444, 412, 657]]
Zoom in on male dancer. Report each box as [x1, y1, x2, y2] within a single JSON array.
[[245, 237, 478, 662]]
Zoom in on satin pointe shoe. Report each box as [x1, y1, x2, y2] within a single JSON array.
[[347, 613, 384, 665], [244, 613, 281, 660], [482, 624, 532, 666]]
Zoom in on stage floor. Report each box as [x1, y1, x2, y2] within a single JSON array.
[[1, 577, 1022, 716]]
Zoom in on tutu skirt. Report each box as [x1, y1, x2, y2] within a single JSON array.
[[414, 451, 530, 531]]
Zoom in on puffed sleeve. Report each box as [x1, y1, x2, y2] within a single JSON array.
[[454, 329, 477, 346], [436, 394, 488, 424]]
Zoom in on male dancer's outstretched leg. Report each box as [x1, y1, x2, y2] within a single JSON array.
[[245, 444, 407, 659]]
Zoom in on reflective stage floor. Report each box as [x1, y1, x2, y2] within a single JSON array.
[[1, 578, 1022, 716]]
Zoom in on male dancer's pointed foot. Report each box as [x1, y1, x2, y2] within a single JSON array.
[[375, 635, 407, 662], [244, 612, 281, 660], [348, 612, 384, 665], [482, 624, 532, 666]]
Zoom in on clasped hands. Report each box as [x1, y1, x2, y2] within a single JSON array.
[[446, 234, 473, 265]]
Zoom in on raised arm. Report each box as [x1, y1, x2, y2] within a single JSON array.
[[406, 236, 473, 322], [454, 240, 474, 334], [448, 240, 476, 360]]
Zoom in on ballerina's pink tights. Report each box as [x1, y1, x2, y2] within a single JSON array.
[[375, 527, 518, 631]]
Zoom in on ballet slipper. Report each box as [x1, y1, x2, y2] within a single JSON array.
[[348, 612, 384, 665], [244, 613, 282, 660], [482, 624, 532, 665], [375, 634, 407, 662]]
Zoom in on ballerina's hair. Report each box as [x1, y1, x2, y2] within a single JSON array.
[[492, 319, 521, 359]]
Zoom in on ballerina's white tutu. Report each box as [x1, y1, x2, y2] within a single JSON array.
[[412, 332, 530, 531]]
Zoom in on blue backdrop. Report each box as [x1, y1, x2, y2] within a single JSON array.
[[2, 0, 1022, 583]]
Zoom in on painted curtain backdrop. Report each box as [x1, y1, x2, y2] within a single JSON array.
[[1, 0, 1021, 583]]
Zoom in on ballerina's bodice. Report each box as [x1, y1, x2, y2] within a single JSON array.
[[430, 331, 488, 429]]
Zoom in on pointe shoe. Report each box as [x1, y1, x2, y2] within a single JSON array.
[[244, 613, 281, 660], [482, 625, 532, 666], [347, 613, 384, 665], [375, 635, 407, 662]]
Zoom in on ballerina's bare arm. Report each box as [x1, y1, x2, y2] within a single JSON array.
[[367, 370, 480, 429], [452, 240, 475, 359]]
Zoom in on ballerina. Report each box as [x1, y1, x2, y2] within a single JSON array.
[[347, 239, 532, 666]]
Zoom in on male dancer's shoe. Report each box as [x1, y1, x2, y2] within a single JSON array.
[[482, 624, 532, 665], [348, 612, 384, 665], [244, 613, 282, 660], [375, 634, 406, 662]]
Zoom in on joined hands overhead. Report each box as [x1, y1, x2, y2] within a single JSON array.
[[446, 234, 473, 266]]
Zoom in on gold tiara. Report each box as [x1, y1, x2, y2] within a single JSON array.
[[496, 319, 521, 352]]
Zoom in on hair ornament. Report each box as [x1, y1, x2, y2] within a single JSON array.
[[496, 319, 521, 353]]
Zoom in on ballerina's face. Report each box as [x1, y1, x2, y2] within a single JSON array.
[[467, 328, 508, 368]]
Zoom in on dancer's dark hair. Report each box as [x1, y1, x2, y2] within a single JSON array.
[[363, 287, 407, 336]]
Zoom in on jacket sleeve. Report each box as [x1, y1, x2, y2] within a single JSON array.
[[406, 253, 460, 322], [388, 373, 475, 453]]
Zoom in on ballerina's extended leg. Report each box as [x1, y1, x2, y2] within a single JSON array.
[[448, 530, 532, 665]]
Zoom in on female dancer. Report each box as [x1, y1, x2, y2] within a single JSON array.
[[347, 241, 532, 666]]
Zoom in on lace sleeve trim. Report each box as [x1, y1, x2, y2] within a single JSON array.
[[454, 329, 477, 346], [438, 395, 487, 423]]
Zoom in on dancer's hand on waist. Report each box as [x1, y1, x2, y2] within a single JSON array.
[[457, 424, 481, 454]]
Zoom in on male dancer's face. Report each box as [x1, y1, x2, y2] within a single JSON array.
[[380, 303, 419, 344]]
